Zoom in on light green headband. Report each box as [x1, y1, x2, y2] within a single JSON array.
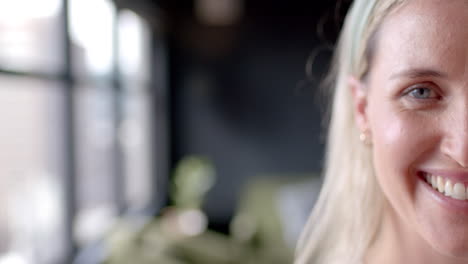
[[348, 0, 378, 76], [348, 0, 406, 77]]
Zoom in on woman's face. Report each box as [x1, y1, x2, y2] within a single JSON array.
[[355, 0, 468, 260]]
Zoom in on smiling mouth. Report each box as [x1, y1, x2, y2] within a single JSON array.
[[424, 173, 468, 200]]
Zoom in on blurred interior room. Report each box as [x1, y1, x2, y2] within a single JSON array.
[[0, 0, 350, 263]]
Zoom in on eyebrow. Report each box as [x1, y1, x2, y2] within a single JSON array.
[[389, 68, 448, 80]]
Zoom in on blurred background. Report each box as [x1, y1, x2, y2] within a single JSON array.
[[0, 0, 350, 263]]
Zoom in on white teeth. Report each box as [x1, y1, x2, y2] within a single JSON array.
[[445, 180, 453, 196], [425, 174, 467, 200], [431, 175, 437, 188], [453, 183, 466, 200], [437, 176, 445, 193]]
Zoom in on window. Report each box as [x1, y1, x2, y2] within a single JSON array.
[[0, 76, 65, 264], [118, 10, 153, 213], [0, 1, 159, 263], [0, 0, 63, 74]]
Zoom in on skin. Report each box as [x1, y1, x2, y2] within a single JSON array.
[[351, 0, 468, 263]]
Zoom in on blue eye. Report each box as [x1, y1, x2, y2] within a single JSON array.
[[407, 87, 436, 99]]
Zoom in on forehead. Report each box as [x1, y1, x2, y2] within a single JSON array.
[[370, 0, 468, 80]]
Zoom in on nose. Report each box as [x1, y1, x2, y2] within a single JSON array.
[[441, 107, 468, 168]]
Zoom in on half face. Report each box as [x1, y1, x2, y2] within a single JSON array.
[[354, 0, 468, 261]]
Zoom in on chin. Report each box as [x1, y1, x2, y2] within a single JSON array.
[[418, 205, 468, 260], [429, 236, 468, 260]]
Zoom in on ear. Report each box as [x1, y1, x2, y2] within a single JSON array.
[[349, 76, 369, 132]]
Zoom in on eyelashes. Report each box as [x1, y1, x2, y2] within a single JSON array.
[[398, 83, 444, 109], [406, 87, 438, 99], [401, 83, 442, 101]]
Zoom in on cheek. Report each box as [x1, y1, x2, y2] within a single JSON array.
[[370, 108, 426, 171], [368, 104, 436, 206]]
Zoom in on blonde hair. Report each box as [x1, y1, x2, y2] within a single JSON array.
[[295, 0, 405, 263]]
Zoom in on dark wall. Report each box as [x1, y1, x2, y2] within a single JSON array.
[[162, 1, 351, 230]]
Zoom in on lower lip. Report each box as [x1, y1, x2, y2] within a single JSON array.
[[419, 172, 468, 215]]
